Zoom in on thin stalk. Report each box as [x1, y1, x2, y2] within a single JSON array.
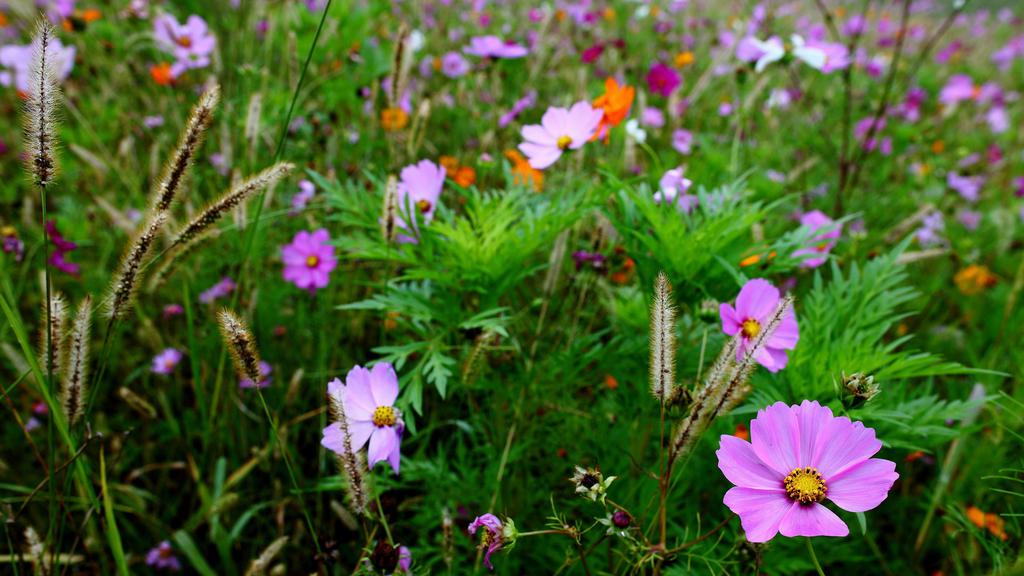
[[39, 181, 57, 558], [375, 492, 394, 544], [806, 538, 826, 576]]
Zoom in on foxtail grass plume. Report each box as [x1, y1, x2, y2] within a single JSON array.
[[243, 535, 288, 576], [670, 294, 794, 463], [24, 20, 61, 188], [152, 84, 219, 212], [324, 383, 370, 515], [171, 162, 293, 247], [649, 272, 676, 403], [23, 525, 49, 575], [61, 295, 92, 425], [381, 175, 399, 243], [388, 25, 412, 111], [217, 309, 262, 383], [38, 291, 67, 377], [106, 211, 169, 319]]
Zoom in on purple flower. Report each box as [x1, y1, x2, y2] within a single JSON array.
[[498, 90, 537, 128], [518, 102, 603, 170], [3, 226, 24, 262], [281, 229, 337, 292], [468, 514, 508, 570], [239, 361, 272, 389], [572, 250, 606, 272], [898, 87, 927, 122], [440, 51, 470, 78], [199, 276, 236, 304], [672, 129, 694, 155], [985, 107, 1008, 133], [719, 279, 799, 372], [957, 209, 981, 231], [947, 171, 983, 202], [581, 43, 604, 64], [394, 160, 446, 243], [791, 210, 841, 269], [0, 38, 75, 93], [143, 115, 165, 129], [146, 541, 181, 571], [321, 363, 403, 474], [45, 220, 79, 276], [162, 304, 184, 318], [641, 107, 665, 128], [806, 40, 850, 73], [645, 62, 680, 97], [939, 74, 977, 107], [153, 14, 216, 78], [290, 179, 315, 215], [717, 400, 898, 542], [463, 35, 527, 59], [654, 167, 697, 214], [209, 152, 229, 176], [1015, 176, 1024, 198], [915, 211, 945, 247], [152, 348, 183, 375]]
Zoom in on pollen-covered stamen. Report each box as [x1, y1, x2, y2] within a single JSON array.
[[740, 318, 761, 338], [556, 135, 572, 150], [305, 255, 320, 268], [416, 199, 432, 213], [372, 405, 397, 427], [784, 466, 828, 504], [176, 36, 192, 48]]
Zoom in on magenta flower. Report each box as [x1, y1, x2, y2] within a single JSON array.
[[145, 540, 181, 571], [440, 51, 470, 78], [321, 364, 403, 474], [645, 62, 680, 97], [518, 102, 603, 169], [791, 210, 841, 269], [468, 514, 508, 570], [45, 220, 79, 276], [717, 400, 898, 542], [395, 160, 446, 243], [719, 279, 799, 372], [947, 171, 983, 202], [153, 13, 216, 78], [463, 35, 528, 59], [498, 90, 537, 128], [672, 129, 694, 155], [939, 74, 977, 107], [290, 180, 315, 215], [152, 348, 183, 375], [162, 303, 184, 318], [281, 229, 337, 292], [199, 276, 236, 304], [239, 361, 272, 389], [655, 167, 697, 214]]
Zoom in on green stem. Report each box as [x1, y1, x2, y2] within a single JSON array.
[[375, 491, 393, 544], [806, 538, 826, 576]]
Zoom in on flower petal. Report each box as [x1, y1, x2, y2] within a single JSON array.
[[343, 365, 376, 416], [827, 458, 898, 512], [812, 417, 881, 478], [717, 435, 784, 490], [723, 486, 792, 543], [735, 278, 780, 321], [369, 362, 399, 407], [367, 427, 398, 470], [750, 402, 801, 475], [778, 502, 849, 538], [794, 400, 832, 468], [347, 418, 375, 452], [719, 303, 741, 335], [522, 124, 555, 145]]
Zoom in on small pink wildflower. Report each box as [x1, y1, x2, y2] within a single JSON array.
[[463, 35, 527, 59], [152, 348, 183, 375], [395, 160, 446, 243], [281, 229, 337, 292], [719, 279, 799, 372], [791, 211, 841, 269], [518, 102, 603, 169], [321, 363, 404, 474]]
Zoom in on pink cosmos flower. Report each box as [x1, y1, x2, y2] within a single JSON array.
[[655, 167, 697, 213], [441, 51, 470, 78], [468, 514, 506, 570], [395, 160, 446, 243], [672, 129, 694, 155], [645, 62, 680, 97], [153, 14, 216, 78], [290, 180, 315, 215], [321, 363, 403, 474], [717, 400, 898, 542], [518, 102, 603, 169], [239, 361, 272, 389], [939, 74, 977, 107], [0, 39, 75, 94], [719, 279, 799, 372], [281, 229, 337, 292], [199, 276, 236, 304], [791, 210, 841, 269], [463, 35, 528, 59], [152, 348, 183, 375], [45, 220, 79, 276], [498, 90, 537, 128]]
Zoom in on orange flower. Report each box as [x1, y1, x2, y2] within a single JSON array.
[[734, 424, 749, 442], [150, 62, 174, 86], [610, 256, 636, 285], [931, 140, 945, 154], [591, 77, 635, 142], [439, 155, 460, 174], [380, 107, 409, 132], [967, 505, 1010, 540], [674, 51, 695, 68], [739, 250, 776, 268], [954, 264, 997, 296], [0, 12, 7, 28], [604, 374, 618, 390], [454, 166, 476, 188], [505, 150, 544, 192]]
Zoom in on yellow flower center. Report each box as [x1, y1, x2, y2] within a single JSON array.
[[176, 36, 192, 48], [741, 318, 761, 339], [556, 135, 573, 150], [416, 199, 432, 213], [784, 467, 828, 504], [305, 255, 320, 268], [481, 529, 496, 548], [372, 405, 397, 427]]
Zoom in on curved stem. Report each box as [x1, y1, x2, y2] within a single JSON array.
[[806, 537, 826, 576]]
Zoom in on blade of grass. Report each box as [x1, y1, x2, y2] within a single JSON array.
[[99, 447, 129, 576]]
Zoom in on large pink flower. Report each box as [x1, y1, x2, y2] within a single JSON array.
[[717, 401, 898, 542], [321, 364, 403, 475], [518, 102, 603, 169], [719, 279, 799, 372], [281, 229, 337, 292]]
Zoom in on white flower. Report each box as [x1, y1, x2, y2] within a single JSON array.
[[790, 35, 826, 70], [625, 119, 647, 143], [408, 30, 425, 54], [751, 37, 785, 73], [750, 35, 826, 73]]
